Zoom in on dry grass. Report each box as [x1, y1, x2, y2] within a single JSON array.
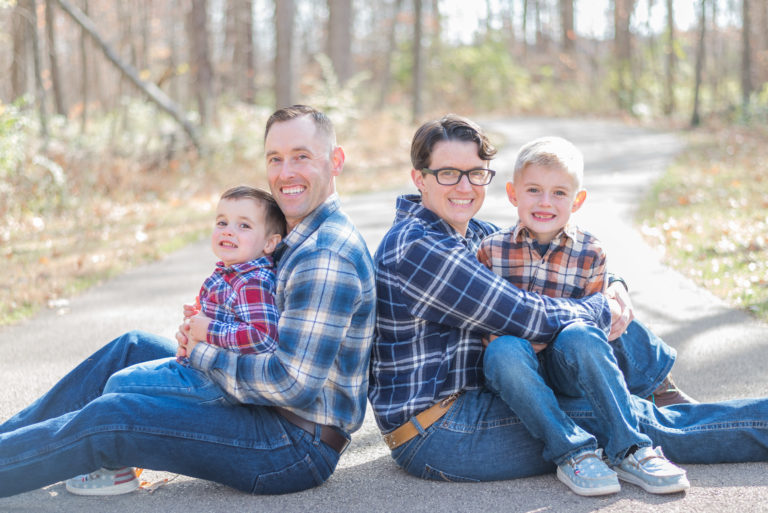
[[0, 110, 413, 326], [638, 124, 768, 321]]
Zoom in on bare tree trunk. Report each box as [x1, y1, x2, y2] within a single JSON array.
[[377, 0, 403, 109], [502, 0, 515, 53], [27, 0, 50, 139], [79, 0, 88, 133], [663, 0, 675, 116], [560, 0, 574, 52], [274, 0, 296, 108], [614, 0, 636, 112], [691, 0, 706, 127], [412, 0, 424, 123], [45, 0, 66, 115], [534, 0, 544, 50], [11, 0, 31, 101], [741, 0, 753, 111], [187, 0, 213, 126], [522, 0, 529, 57], [328, 0, 353, 85], [56, 0, 201, 149]]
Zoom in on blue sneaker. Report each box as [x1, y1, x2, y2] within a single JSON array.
[[557, 448, 621, 496], [615, 446, 690, 494]]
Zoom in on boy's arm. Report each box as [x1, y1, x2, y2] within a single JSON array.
[[583, 247, 608, 296], [205, 270, 280, 354]]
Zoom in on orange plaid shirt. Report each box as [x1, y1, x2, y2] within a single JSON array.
[[477, 222, 607, 299]]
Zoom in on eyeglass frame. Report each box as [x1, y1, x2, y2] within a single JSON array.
[[420, 167, 496, 186]]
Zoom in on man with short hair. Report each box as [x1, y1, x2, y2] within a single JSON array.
[[0, 105, 376, 498]]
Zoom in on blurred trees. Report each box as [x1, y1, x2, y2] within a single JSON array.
[[2, 0, 768, 147]]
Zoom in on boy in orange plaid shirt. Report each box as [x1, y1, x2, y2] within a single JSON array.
[[477, 137, 688, 497]]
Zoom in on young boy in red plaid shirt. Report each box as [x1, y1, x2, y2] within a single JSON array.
[[478, 137, 688, 497]]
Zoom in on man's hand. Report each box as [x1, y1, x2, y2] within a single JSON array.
[[605, 281, 635, 341]]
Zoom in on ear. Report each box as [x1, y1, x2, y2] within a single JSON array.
[[262, 233, 282, 255], [505, 181, 519, 206], [411, 168, 426, 192], [330, 146, 345, 177], [571, 189, 587, 212]]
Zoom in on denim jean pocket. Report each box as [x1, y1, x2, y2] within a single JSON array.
[[422, 463, 480, 483], [251, 453, 325, 494]]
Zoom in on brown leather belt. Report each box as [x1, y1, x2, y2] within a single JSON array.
[[382, 393, 460, 450], [276, 408, 350, 454]]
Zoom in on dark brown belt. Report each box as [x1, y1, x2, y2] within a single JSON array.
[[276, 408, 350, 454], [382, 393, 460, 450]]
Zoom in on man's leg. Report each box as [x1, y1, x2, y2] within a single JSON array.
[[610, 320, 676, 398], [569, 395, 768, 464], [0, 330, 175, 434], [0, 391, 339, 497]]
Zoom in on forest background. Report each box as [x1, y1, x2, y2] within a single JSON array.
[[1, 0, 767, 326]]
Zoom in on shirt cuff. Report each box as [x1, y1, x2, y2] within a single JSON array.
[[189, 341, 218, 371]]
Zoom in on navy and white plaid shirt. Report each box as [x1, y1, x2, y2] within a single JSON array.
[[369, 194, 611, 433], [191, 194, 376, 433]]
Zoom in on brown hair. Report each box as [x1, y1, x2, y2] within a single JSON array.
[[410, 114, 497, 171], [220, 185, 287, 237], [264, 104, 336, 149]]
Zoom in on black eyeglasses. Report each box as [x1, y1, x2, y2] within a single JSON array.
[[421, 167, 496, 186]]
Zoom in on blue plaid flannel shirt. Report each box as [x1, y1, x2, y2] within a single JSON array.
[[368, 194, 611, 433], [191, 194, 376, 433]]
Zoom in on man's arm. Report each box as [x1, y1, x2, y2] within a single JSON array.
[[188, 251, 362, 408], [394, 232, 611, 343]]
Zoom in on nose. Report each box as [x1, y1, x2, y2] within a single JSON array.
[[539, 192, 552, 206], [455, 174, 473, 191]]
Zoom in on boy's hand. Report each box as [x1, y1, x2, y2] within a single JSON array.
[[188, 313, 212, 344], [183, 297, 202, 319], [605, 281, 634, 340]]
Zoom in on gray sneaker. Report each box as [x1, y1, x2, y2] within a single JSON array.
[[615, 446, 690, 494], [556, 448, 621, 496], [65, 467, 140, 496]]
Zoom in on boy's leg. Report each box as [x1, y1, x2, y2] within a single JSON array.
[[610, 320, 676, 398], [103, 358, 233, 405], [482, 335, 597, 464], [543, 323, 652, 464], [0, 330, 175, 434], [0, 391, 339, 497]]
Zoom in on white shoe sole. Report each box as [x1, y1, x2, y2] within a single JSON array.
[[66, 478, 140, 496], [557, 467, 621, 496], [615, 468, 690, 494]]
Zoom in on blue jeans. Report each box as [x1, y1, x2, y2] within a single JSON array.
[[104, 357, 237, 406], [0, 331, 340, 497], [391, 320, 768, 481], [483, 323, 652, 465]]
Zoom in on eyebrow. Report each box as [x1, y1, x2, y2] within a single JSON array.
[[265, 145, 314, 157]]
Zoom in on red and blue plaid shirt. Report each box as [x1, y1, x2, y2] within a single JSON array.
[[477, 222, 607, 299], [199, 256, 279, 354]]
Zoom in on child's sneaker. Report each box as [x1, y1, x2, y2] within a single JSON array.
[[556, 448, 621, 496], [615, 446, 690, 494], [65, 467, 140, 496]]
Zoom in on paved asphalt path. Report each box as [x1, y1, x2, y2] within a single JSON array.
[[1, 118, 767, 512]]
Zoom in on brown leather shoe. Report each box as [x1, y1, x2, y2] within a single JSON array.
[[647, 375, 698, 407]]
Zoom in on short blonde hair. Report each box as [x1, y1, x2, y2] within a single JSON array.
[[513, 136, 584, 190]]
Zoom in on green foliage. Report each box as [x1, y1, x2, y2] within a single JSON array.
[[0, 99, 32, 180]]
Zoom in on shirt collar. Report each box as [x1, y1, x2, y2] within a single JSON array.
[[512, 221, 578, 245], [273, 193, 341, 263], [215, 254, 274, 275], [395, 193, 484, 248]]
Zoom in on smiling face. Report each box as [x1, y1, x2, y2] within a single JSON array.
[[412, 140, 487, 236], [264, 115, 344, 231], [507, 163, 587, 244], [211, 198, 280, 267]]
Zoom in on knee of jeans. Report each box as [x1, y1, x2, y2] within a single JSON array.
[[554, 323, 609, 361], [483, 336, 536, 377]]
